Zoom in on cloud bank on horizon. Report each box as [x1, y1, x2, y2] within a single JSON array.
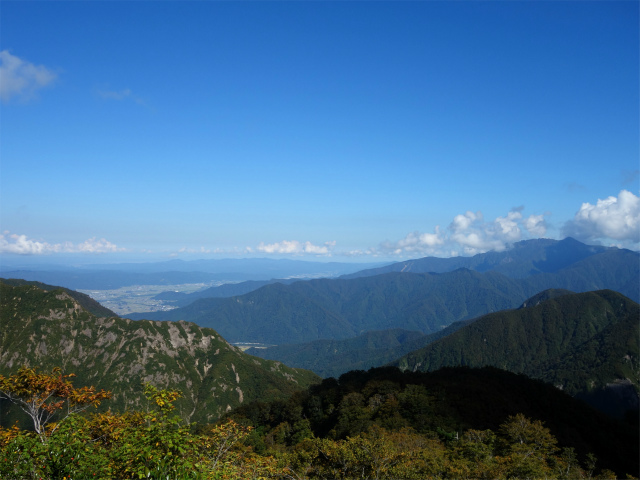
[[379, 190, 639, 257], [0, 234, 124, 255], [379, 209, 547, 257], [2, 190, 638, 260]]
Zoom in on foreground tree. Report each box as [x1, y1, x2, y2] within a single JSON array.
[[0, 366, 111, 442], [0, 370, 282, 479]]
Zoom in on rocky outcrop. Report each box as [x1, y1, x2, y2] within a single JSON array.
[[0, 282, 319, 424]]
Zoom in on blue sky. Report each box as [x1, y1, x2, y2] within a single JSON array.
[[1, 1, 638, 263]]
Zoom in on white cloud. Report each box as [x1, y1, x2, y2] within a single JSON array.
[[563, 190, 640, 243], [448, 210, 525, 255], [97, 87, 145, 105], [74, 237, 124, 253], [179, 246, 212, 254], [494, 211, 523, 242], [98, 88, 132, 100], [380, 207, 550, 257], [380, 227, 445, 256], [343, 248, 379, 257], [0, 50, 57, 102], [524, 214, 548, 237], [0, 233, 125, 255], [256, 240, 335, 256], [0, 234, 53, 254], [376, 191, 638, 260]]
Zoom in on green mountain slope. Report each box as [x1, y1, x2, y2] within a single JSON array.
[[132, 243, 638, 345], [538, 311, 640, 418], [130, 269, 530, 344], [247, 320, 476, 378], [227, 366, 639, 477], [392, 290, 639, 417], [0, 277, 117, 317], [246, 288, 601, 379], [247, 329, 428, 378], [524, 248, 640, 301], [517, 288, 574, 307], [0, 282, 319, 425]]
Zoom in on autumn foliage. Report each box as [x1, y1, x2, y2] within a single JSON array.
[[0, 366, 111, 441], [0, 367, 625, 479], [0, 367, 279, 479]]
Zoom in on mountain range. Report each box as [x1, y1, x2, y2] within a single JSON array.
[[150, 237, 638, 307], [341, 237, 610, 279], [130, 238, 639, 346]]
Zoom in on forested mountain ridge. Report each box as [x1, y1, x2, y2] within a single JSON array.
[[246, 318, 478, 378], [0, 277, 117, 317], [517, 288, 574, 308], [131, 242, 639, 345], [130, 269, 531, 343], [246, 288, 635, 382], [144, 238, 637, 310], [0, 281, 319, 425], [341, 237, 614, 279], [392, 289, 639, 418], [537, 308, 640, 418]]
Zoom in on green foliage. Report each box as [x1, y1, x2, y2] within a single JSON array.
[[103, 384, 203, 479], [277, 422, 621, 480], [227, 366, 639, 478], [1, 415, 112, 480]]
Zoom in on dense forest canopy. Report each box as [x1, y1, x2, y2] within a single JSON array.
[[1, 366, 636, 479]]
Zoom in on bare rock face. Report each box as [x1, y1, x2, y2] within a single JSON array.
[[0, 282, 319, 424]]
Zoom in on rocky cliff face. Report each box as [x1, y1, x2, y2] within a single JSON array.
[[0, 282, 319, 424]]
